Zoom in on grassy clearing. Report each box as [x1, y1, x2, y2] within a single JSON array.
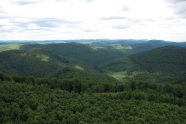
[[75, 65, 84, 71], [107, 70, 165, 83], [36, 55, 49, 62], [110, 44, 125, 50], [0, 43, 23, 52], [108, 71, 128, 82], [93, 47, 105, 50]]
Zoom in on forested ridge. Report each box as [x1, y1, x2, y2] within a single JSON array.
[[0, 48, 96, 77], [0, 41, 186, 123], [99, 46, 186, 85], [20, 43, 129, 67]]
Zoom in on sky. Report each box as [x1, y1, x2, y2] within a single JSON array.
[[0, 0, 186, 41]]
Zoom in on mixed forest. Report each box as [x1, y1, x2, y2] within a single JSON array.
[[0, 39, 186, 123]]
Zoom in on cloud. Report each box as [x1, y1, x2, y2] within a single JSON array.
[[0, 0, 186, 41], [167, 0, 186, 3], [33, 18, 64, 27], [8, 0, 44, 5], [113, 25, 129, 29], [56, 0, 68, 2], [122, 7, 130, 11], [0, 16, 8, 19], [0, 5, 5, 13], [175, 4, 186, 16], [84, 29, 94, 32], [100, 17, 126, 20], [0, 28, 14, 32], [121, 5, 130, 11], [0, 25, 4, 27], [66, 25, 79, 28], [146, 19, 155, 22], [86, 0, 94, 2], [167, 0, 186, 18], [10, 17, 80, 28]]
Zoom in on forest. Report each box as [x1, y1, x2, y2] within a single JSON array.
[[0, 40, 186, 123]]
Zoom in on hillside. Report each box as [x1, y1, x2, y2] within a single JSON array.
[[20, 43, 130, 67], [19, 42, 165, 67], [129, 46, 186, 74], [145, 40, 186, 47], [0, 43, 22, 52], [0, 48, 96, 77], [50, 67, 120, 85], [99, 46, 186, 84]]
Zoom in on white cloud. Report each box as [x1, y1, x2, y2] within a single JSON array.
[[0, 0, 185, 41], [8, 0, 45, 5]]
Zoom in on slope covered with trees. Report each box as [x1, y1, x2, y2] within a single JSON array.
[[50, 67, 120, 85], [20, 43, 129, 67], [129, 46, 186, 74], [0, 48, 96, 77], [99, 46, 186, 84]]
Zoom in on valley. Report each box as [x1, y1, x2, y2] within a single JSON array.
[[0, 39, 186, 123]]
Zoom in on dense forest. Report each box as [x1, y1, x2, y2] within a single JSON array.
[[0, 73, 186, 123], [0, 40, 186, 123], [0, 48, 96, 77]]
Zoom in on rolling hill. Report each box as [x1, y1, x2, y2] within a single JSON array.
[[0, 48, 96, 77], [20, 42, 131, 67], [99, 46, 186, 84], [129, 46, 186, 74], [50, 67, 120, 85]]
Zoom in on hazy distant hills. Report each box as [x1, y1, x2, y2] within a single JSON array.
[[145, 40, 186, 47], [0, 48, 96, 77], [91, 39, 186, 47]]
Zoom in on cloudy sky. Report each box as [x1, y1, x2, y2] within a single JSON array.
[[0, 0, 186, 41]]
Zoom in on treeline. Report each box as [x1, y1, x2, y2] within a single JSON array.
[[1, 72, 186, 106]]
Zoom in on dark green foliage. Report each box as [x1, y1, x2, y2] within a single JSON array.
[[129, 46, 186, 74], [99, 46, 186, 84], [0, 72, 4, 81], [20, 43, 131, 67], [1, 72, 186, 123], [51, 67, 120, 85], [1, 79, 186, 123], [0, 48, 96, 77], [28, 76, 36, 85], [121, 43, 155, 53], [73, 78, 82, 93]]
